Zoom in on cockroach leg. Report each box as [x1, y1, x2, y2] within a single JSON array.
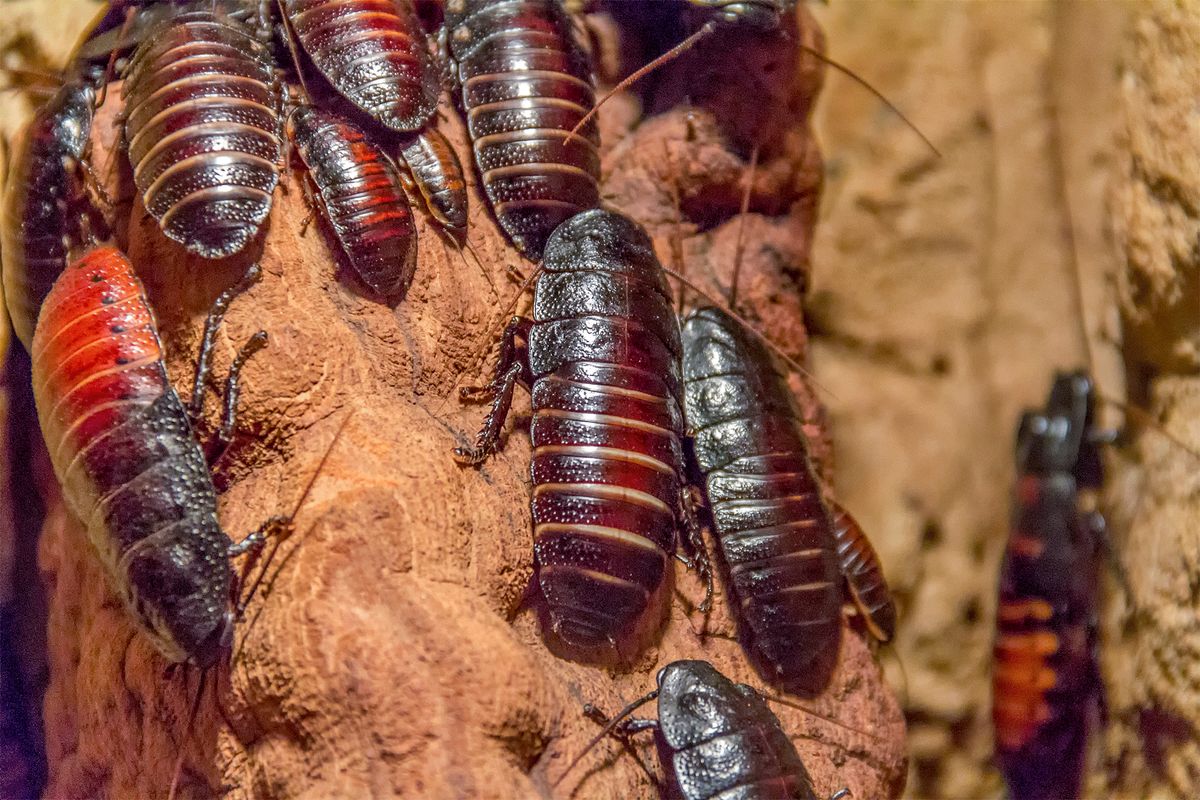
[[454, 362, 523, 465], [188, 263, 264, 421], [216, 330, 269, 450], [459, 316, 533, 402], [677, 486, 713, 613]]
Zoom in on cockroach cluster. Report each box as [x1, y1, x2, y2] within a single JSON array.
[[0, 0, 1125, 798]]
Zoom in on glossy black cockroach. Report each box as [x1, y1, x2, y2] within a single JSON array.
[[560, 659, 848, 800], [685, 0, 794, 30], [283, 0, 439, 133], [120, 1, 283, 259], [680, 306, 896, 687], [31, 244, 276, 667], [455, 208, 686, 659], [1, 71, 106, 351], [286, 105, 419, 297], [443, 0, 602, 259], [397, 127, 470, 243], [992, 370, 1106, 800]]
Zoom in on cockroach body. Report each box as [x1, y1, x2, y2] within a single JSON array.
[[579, 660, 830, 800], [686, 0, 794, 30], [680, 306, 842, 684], [1, 74, 104, 351], [283, 0, 439, 133], [681, 306, 896, 685], [992, 370, 1104, 800], [287, 105, 418, 297], [31, 245, 269, 667], [444, 0, 601, 259], [398, 127, 470, 242], [121, 2, 283, 259], [456, 209, 686, 658], [829, 501, 895, 643]]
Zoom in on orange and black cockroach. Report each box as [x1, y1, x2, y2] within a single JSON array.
[[992, 370, 1107, 800], [443, 0, 602, 260], [120, 0, 284, 259], [455, 209, 687, 662], [282, 0, 439, 133], [556, 660, 852, 800], [397, 127, 470, 244], [31, 243, 277, 666], [0, 70, 107, 351]]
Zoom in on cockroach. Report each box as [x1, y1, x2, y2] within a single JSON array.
[[992, 370, 1105, 800], [31, 244, 274, 667], [1, 72, 105, 351], [455, 208, 686, 659], [286, 105, 418, 297], [679, 306, 841, 686], [680, 306, 897, 687], [283, 0, 439, 133], [443, 0, 602, 259], [397, 127, 470, 242], [558, 659, 848, 800], [685, 0, 794, 30], [120, 1, 283, 259]]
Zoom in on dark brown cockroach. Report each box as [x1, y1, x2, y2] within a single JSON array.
[[287, 105, 419, 297], [31, 244, 276, 667], [680, 306, 842, 688], [992, 371, 1105, 800], [1, 72, 106, 351], [444, 0, 602, 260], [120, 2, 283, 259], [397, 127, 470, 242], [559, 660, 848, 800], [283, 0, 439, 132], [455, 209, 686, 660], [828, 501, 895, 643]]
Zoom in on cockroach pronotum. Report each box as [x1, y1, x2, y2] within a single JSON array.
[[992, 370, 1105, 800], [685, 0, 794, 30], [680, 306, 896, 687], [1, 73, 105, 351], [397, 127, 470, 243], [31, 244, 274, 667], [455, 209, 686, 660], [286, 105, 418, 297], [444, 0, 602, 259], [120, 2, 283, 259], [283, 0, 439, 133], [558, 659, 848, 800]]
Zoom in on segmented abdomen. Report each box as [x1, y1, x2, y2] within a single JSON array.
[[446, 0, 601, 258], [121, 6, 282, 259], [681, 307, 841, 682], [30, 245, 232, 665], [992, 475, 1096, 800], [1, 79, 97, 350], [285, 0, 438, 132], [399, 128, 469, 238], [289, 106, 417, 297], [530, 210, 684, 650], [830, 502, 895, 642]]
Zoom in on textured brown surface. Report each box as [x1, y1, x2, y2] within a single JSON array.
[[808, 2, 1132, 798], [1102, 3, 1200, 796], [15, 6, 906, 800]]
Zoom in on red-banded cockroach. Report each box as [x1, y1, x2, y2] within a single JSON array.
[[397, 127, 470, 243], [557, 659, 850, 800], [992, 370, 1105, 800], [286, 105, 419, 297], [680, 305, 843, 688], [283, 0, 439, 133], [1, 72, 106, 351], [443, 0, 602, 260], [455, 208, 687, 661], [31, 245, 275, 667], [120, 2, 283, 259]]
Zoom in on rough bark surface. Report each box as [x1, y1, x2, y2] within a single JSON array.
[[1102, 3, 1200, 796], [3, 4, 908, 799]]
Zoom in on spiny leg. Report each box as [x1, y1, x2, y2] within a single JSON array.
[[460, 316, 533, 401], [454, 362, 523, 465], [676, 485, 713, 613], [189, 262, 264, 420], [217, 330, 269, 451]]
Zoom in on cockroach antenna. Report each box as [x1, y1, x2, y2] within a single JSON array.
[[553, 690, 660, 788]]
